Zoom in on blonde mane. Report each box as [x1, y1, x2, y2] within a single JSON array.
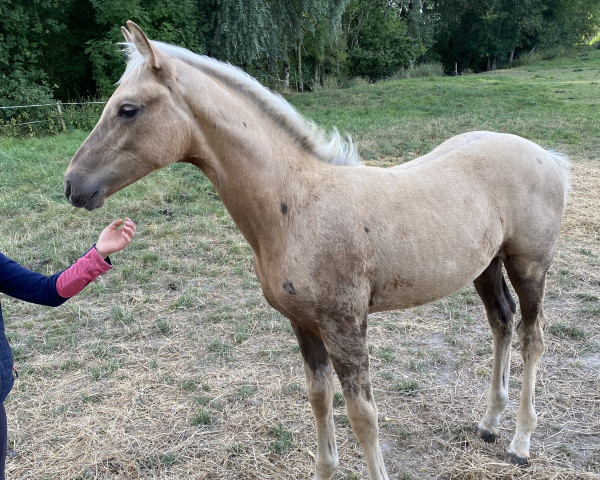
[[120, 41, 360, 167]]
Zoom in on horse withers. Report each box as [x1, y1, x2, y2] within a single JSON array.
[[64, 21, 570, 480]]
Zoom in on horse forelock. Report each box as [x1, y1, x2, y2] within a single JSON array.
[[119, 41, 360, 167], [119, 43, 146, 84]]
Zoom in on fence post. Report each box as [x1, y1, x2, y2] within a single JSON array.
[[56, 102, 67, 132]]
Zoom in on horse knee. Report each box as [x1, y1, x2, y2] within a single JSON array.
[[516, 320, 545, 358], [345, 397, 379, 441], [306, 363, 334, 395]]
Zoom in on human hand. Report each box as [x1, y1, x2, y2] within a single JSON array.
[[95, 218, 136, 259]]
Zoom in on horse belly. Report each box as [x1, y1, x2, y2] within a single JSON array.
[[366, 222, 503, 312], [368, 266, 480, 313]]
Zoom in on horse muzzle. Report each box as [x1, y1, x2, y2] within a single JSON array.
[[64, 172, 106, 210]]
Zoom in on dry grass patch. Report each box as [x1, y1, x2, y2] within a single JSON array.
[[562, 160, 600, 241], [3, 156, 598, 480]]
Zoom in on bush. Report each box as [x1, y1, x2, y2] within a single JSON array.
[[346, 76, 372, 88], [346, 2, 413, 81], [511, 46, 577, 67], [0, 78, 105, 137], [0, 71, 55, 136], [0, 101, 105, 137], [0, 68, 106, 137], [392, 62, 446, 80], [60, 102, 106, 132], [349, 46, 411, 81]]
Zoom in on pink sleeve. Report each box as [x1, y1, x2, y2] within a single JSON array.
[[56, 247, 112, 298]]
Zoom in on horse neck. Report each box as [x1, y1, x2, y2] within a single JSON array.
[[182, 75, 318, 252]]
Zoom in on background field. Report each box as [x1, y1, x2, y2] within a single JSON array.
[[0, 47, 599, 479]]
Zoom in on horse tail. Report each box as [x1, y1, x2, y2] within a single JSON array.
[[547, 150, 571, 207]]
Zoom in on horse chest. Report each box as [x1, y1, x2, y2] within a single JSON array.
[[254, 246, 372, 323]]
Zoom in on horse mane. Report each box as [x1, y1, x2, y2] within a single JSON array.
[[120, 41, 360, 167]]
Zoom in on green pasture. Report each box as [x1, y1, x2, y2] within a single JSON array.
[[292, 46, 600, 161]]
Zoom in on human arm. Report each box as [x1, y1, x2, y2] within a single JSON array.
[[56, 218, 136, 298], [0, 219, 136, 304], [0, 252, 66, 306]]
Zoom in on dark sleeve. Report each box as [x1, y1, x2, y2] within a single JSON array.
[[0, 252, 68, 307]]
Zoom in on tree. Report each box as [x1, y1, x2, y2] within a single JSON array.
[[205, 0, 349, 91], [1, 0, 599, 105], [435, 0, 600, 73], [0, 0, 70, 103], [344, 0, 414, 80], [86, 0, 203, 96], [207, 0, 274, 66], [398, 0, 440, 66], [278, 0, 349, 91], [535, 0, 600, 48], [303, 6, 348, 87]]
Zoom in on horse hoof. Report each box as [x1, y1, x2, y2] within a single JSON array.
[[506, 452, 529, 466], [476, 426, 497, 443]]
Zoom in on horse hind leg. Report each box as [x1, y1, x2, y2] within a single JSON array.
[[503, 254, 550, 465], [474, 256, 517, 444], [291, 324, 339, 480]]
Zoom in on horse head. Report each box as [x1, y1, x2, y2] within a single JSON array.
[[64, 21, 191, 210]]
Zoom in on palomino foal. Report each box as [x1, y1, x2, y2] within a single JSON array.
[[64, 22, 570, 479]]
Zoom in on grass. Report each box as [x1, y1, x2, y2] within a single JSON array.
[[290, 45, 600, 162], [268, 423, 295, 454], [391, 378, 421, 396], [0, 45, 599, 479]]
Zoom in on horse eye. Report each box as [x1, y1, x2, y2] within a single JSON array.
[[118, 104, 138, 118]]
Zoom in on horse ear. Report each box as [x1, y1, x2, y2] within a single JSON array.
[[125, 20, 161, 71], [121, 26, 134, 44]]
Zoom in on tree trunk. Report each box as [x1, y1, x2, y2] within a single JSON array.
[[509, 48, 515, 63], [283, 62, 290, 94], [297, 41, 303, 92], [313, 59, 320, 87]]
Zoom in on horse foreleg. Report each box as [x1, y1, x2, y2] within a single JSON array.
[[323, 314, 389, 480], [474, 257, 517, 443], [292, 324, 339, 480]]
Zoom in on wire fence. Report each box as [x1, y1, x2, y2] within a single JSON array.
[[0, 101, 107, 136]]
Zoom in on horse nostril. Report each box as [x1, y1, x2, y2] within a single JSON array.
[[64, 179, 72, 199]]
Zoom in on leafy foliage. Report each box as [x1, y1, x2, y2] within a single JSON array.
[[435, 0, 600, 73], [86, 0, 204, 96], [0, 0, 598, 122], [346, 0, 414, 80]]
